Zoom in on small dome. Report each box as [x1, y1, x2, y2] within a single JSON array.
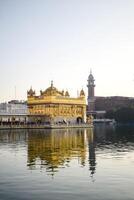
[[62, 90, 64, 95], [27, 87, 35, 97], [65, 90, 70, 97], [80, 89, 85, 97]]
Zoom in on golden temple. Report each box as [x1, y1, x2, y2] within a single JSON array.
[[27, 81, 87, 125]]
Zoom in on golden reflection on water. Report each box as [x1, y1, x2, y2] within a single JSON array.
[[0, 128, 96, 177], [27, 128, 96, 176]]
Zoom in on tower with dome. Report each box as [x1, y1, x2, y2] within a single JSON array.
[[87, 70, 96, 114]]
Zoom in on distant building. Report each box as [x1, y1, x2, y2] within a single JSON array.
[[86, 71, 134, 118], [0, 100, 27, 123], [27, 81, 87, 124], [95, 96, 134, 112]]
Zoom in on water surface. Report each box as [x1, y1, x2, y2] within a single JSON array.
[[0, 125, 134, 200]]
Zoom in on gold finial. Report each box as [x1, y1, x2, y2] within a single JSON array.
[[51, 80, 53, 87]]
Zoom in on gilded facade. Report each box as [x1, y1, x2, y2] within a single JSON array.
[[27, 81, 86, 124]]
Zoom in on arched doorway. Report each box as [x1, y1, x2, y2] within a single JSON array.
[[77, 117, 83, 124]]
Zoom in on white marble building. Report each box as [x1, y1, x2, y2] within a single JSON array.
[[0, 100, 28, 122]]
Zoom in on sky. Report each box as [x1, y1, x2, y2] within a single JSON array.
[[0, 0, 134, 102]]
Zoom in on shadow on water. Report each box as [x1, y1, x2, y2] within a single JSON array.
[[94, 124, 134, 143], [94, 124, 134, 154]]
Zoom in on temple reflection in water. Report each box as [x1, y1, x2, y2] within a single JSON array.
[[27, 128, 96, 177], [0, 128, 96, 177]]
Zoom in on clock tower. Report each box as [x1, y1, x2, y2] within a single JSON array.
[[87, 70, 95, 113]]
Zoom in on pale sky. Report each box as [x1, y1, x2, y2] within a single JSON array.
[[0, 0, 134, 102]]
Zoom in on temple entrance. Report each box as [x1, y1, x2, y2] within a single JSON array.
[[77, 117, 83, 124]]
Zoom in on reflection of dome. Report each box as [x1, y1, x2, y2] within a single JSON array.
[[41, 81, 63, 96], [80, 89, 85, 97]]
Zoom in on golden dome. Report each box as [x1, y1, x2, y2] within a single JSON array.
[[41, 81, 63, 96]]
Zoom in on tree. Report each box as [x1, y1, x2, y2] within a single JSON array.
[[105, 107, 134, 123]]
